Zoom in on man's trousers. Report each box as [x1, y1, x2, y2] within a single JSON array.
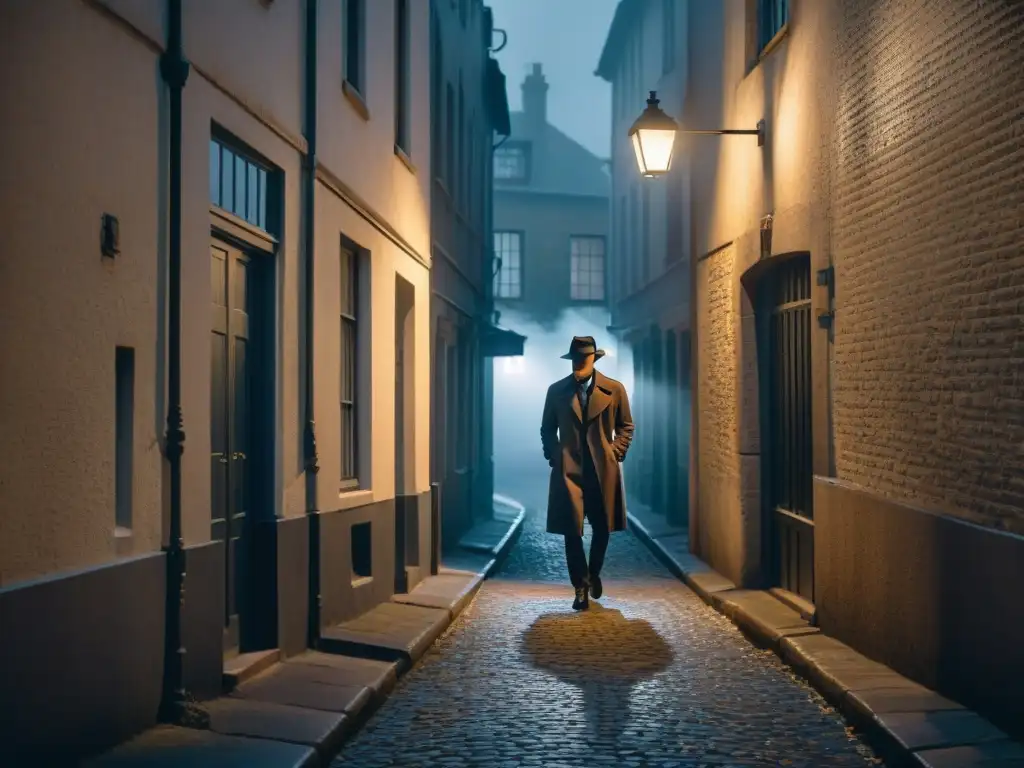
[[564, 467, 610, 590]]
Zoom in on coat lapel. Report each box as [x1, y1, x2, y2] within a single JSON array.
[[566, 376, 583, 423], [586, 372, 613, 421]]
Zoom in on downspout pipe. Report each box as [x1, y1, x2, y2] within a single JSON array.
[[303, 0, 322, 648], [159, 0, 209, 727]]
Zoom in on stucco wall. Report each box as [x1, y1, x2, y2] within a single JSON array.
[[829, 0, 1024, 534], [0, 0, 165, 584], [0, 0, 432, 584]]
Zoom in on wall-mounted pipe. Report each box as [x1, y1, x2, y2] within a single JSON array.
[[302, 0, 322, 648], [158, 0, 209, 727]]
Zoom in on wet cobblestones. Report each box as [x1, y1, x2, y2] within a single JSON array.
[[333, 507, 883, 767]]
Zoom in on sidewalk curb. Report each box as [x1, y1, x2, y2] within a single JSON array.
[[628, 512, 1023, 768]]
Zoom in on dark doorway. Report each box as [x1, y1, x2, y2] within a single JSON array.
[[758, 254, 814, 603], [210, 239, 273, 652], [394, 276, 416, 592]]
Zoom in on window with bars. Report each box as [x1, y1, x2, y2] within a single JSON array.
[[493, 143, 529, 181], [570, 236, 606, 301], [345, 0, 365, 94], [757, 0, 789, 53], [493, 231, 523, 299], [340, 244, 360, 488], [209, 137, 270, 230]]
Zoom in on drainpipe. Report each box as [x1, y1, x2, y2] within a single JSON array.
[[159, 0, 208, 727], [302, 0, 322, 648]]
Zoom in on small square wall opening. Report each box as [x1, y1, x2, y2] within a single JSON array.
[[352, 521, 372, 580]]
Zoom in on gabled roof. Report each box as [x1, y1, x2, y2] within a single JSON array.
[[595, 0, 643, 81], [496, 112, 610, 198]]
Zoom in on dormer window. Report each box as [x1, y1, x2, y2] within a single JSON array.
[[494, 141, 530, 182]]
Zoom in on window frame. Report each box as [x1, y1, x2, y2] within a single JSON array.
[[339, 241, 362, 490], [569, 235, 607, 302], [493, 141, 531, 183], [394, 0, 411, 154], [493, 230, 524, 300], [344, 0, 366, 96]]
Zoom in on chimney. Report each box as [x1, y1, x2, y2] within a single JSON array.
[[521, 63, 548, 131]]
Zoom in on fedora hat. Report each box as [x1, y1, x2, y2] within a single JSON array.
[[560, 335, 606, 360]]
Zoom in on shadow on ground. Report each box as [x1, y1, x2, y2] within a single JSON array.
[[521, 603, 674, 740]]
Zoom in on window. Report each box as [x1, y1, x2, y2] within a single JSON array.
[[494, 142, 529, 181], [493, 231, 523, 299], [340, 244, 360, 487], [570, 237, 606, 301], [457, 75, 465, 208], [209, 137, 269, 230], [662, 0, 676, 74], [445, 82, 455, 187], [757, 0, 789, 53], [394, 0, 410, 152], [115, 346, 135, 530], [345, 0, 365, 94]]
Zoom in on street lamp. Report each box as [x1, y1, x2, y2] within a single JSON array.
[[628, 91, 766, 177]]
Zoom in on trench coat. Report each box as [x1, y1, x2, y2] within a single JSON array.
[[540, 370, 635, 536]]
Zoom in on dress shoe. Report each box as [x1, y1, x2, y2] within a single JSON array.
[[572, 586, 589, 611], [590, 575, 603, 599]]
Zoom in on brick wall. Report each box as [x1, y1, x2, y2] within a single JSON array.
[[831, 0, 1024, 534], [695, 245, 746, 583]]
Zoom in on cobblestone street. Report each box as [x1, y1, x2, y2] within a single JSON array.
[[332, 502, 883, 768]]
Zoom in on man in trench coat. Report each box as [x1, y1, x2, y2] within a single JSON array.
[[541, 335, 635, 610]]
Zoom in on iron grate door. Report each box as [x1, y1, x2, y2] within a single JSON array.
[[763, 255, 814, 603]]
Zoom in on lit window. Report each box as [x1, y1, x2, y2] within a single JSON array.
[[570, 236, 606, 301]]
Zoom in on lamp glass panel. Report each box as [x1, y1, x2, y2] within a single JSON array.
[[630, 132, 647, 175], [637, 128, 675, 174]]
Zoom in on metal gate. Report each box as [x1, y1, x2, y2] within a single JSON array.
[[760, 254, 814, 603]]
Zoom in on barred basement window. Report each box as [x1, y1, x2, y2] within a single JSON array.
[[209, 137, 269, 231]]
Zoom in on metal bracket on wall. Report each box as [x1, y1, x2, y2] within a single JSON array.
[[817, 311, 834, 330], [816, 266, 834, 287]]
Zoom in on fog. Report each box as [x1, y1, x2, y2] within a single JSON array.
[[491, 305, 630, 512], [491, 306, 692, 516]]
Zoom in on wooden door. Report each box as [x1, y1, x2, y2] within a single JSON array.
[[210, 241, 253, 650]]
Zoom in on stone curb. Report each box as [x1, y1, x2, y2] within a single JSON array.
[[627, 512, 1024, 768]]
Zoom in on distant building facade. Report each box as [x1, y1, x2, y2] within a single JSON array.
[[0, 0, 435, 760], [429, 0, 515, 545], [491, 63, 618, 509], [598, 0, 1024, 738], [597, 0, 691, 530]]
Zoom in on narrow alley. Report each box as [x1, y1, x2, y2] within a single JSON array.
[[332, 505, 882, 767]]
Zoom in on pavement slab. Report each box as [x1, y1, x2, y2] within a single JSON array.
[[913, 739, 1024, 767], [286, 651, 399, 702], [319, 601, 450, 668], [391, 571, 483, 618], [231, 662, 372, 717], [715, 588, 821, 647], [877, 710, 1010, 753], [82, 725, 317, 768], [205, 697, 350, 756]]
